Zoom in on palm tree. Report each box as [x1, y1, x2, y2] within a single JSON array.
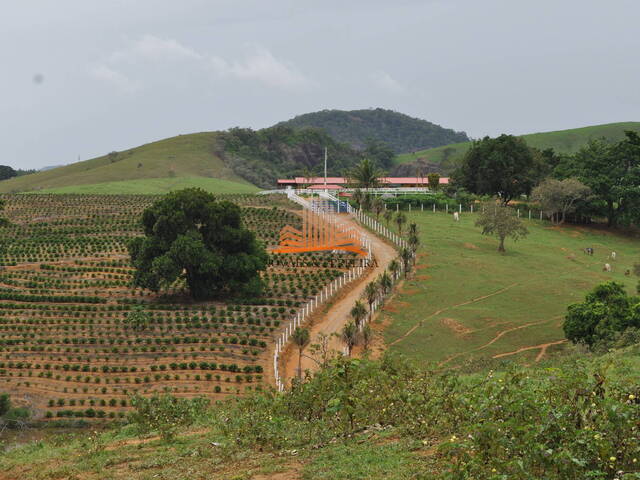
[[364, 282, 380, 321], [395, 212, 407, 235], [383, 209, 393, 228], [408, 222, 418, 237], [291, 327, 310, 379], [379, 271, 392, 296], [352, 188, 364, 211], [408, 233, 420, 262], [389, 259, 401, 280], [401, 247, 413, 278], [341, 322, 359, 356], [361, 193, 372, 211], [350, 301, 367, 328], [348, 158, 385, 190], [372, 196, 385, 221], [362, 324, 373, 352]]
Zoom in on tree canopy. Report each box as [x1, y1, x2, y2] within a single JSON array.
[[0, 166, 16, 181], [563, 282, 640, 347], [128, 188, 267, 300], [553, 131, 640, 227], [531, 178, 591, 224], [363, 139, 395, 169], [454, 134, 542, 204], [276, 108, 469, 153], [475, 203, 529, 252]]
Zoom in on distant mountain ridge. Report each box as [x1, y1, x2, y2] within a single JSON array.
[[275, 108, 469, 153]]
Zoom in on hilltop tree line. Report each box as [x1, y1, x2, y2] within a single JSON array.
[[0, 165, 37, 181], [452, 131, 640, 227], [276, 108, 469, 153]]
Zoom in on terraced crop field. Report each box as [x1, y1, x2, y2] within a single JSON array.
[[0, 194, 354, 421]]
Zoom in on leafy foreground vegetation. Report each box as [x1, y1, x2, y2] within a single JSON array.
[[2, 349, 640, 479]]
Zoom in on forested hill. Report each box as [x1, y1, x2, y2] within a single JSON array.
[[275, 108, 469, 153], [218, 126, 361, 188]]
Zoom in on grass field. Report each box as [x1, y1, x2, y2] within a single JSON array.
[[380, 211, 640, 366], [395, 121, 640, 168], [36, 176, 259, 195], [0, 132, 252, 193]]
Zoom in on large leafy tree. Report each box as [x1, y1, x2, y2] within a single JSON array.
[[454, 134, 540, 204], [128, 188, 267, 299], [563, 282, 639, 346], [531, 178, 591, 224], [555, 132, 640, 227]]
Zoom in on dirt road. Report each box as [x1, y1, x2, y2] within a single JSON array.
[[280, 213, 398, 386]]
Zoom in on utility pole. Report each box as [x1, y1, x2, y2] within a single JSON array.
[[324, 147, 327, 190]]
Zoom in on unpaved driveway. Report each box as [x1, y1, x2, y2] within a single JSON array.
[[281, 213, 397, 384]]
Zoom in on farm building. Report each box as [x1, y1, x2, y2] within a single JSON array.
[[277, 176, 449, 189]]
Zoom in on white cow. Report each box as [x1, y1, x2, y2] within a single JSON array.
[[453, 212, 460, 222], [603, 263, 612, 272], [611, 251, 617, 261]]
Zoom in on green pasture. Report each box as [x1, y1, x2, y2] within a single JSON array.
[[381, 211, 640, 365], [35, 176, 259, 195], [395, 121, 640, 167]]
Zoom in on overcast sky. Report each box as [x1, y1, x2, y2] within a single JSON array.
[[2, 0, 639, 170]]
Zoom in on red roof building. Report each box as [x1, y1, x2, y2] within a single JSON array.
[[277, 176, 448, 188]]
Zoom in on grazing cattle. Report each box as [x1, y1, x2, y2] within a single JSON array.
[[584, 247, 594, 256], [611, 251, 617, 260], [453, 212, 460, 222], [603, 263, 612, 272], [625, 269, 631, 276]]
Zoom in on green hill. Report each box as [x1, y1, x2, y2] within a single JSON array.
[[0, 132, 249, 194], [275, 108, 469, 153], [395, 121, 640, 173], [2, 125, 363, 193]]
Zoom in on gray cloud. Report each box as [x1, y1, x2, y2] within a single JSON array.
[[1, 0, 639, 170]]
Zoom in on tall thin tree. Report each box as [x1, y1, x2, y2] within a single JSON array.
[[291, 327, 310, 379]]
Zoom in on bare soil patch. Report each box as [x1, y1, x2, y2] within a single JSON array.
[[441, 317, 474, 336]]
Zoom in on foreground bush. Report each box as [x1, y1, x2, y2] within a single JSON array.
[[216, 352, 640, 479], [128, 394, 208, 441]]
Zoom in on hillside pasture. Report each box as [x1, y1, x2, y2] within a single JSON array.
[[381, 211, 639, 366], [395, 121, 640, 169], [0, 132, 251, 193]]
